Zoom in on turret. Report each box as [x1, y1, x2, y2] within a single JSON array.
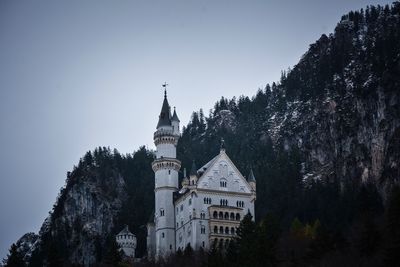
[[248, 169, 256, 192], [171, 107, 180, 135]]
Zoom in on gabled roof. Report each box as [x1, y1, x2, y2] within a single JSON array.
[[156, 93, 171, 128], [196, 150, 252, 192]]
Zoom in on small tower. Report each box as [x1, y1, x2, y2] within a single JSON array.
[[151, 87, 181, 259], [248, 169, 256, 193], [116, 225, 137, 258], [171, 107, 180, 136]]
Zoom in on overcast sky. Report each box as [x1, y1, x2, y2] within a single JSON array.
[[0, 0, 392, 259]]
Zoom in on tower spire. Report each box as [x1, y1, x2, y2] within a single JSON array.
[[162, 82, 168, 98], [157, 83, 172, 128]]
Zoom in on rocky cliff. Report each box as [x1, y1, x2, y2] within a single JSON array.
[[6, 3, 400, 267]]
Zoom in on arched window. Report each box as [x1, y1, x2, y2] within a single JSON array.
[[224, 212, 229, 220], [162, 232, 165, 238], [236, 213, 240, 221], [213, 211, 218, 219], [219, 226, 223, 234], [219, 211, 223, 219], [225, 227, 229, 234], [160, 209, 165, 216], [214, 225, 218, 233], [231, 227, 235, 235], [230, 212, 235, 220]]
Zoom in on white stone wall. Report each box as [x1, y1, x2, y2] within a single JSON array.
[[174, 190, 255, 251]]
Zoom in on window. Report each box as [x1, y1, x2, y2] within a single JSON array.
[[220, 180, 227, 187], [219, 226, 223, 234], [230, 212, 235, 220], [214, 225, 218, 233], [202, 241, 205, 247], [160, 209, 165, 216], [168, 170, 171, 175], [201, 212, 205, 219], [213, 211, 218, 219], [219, 211, 223, 219], [231, 227, 235, 235], [201, 225, 206, 234], [220, 199, 228, 206], [204, 197, 212, 204], [189, 198, 192, 205], [170, 244, 172, 250], [225, 227, 229, 234], [180, 205, 183, 211], [236, 201, 244, 208], [236, 213, 240, 221], [162, 232, 165, 238]]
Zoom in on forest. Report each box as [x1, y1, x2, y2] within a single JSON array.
[[3, 2, 400, 267]]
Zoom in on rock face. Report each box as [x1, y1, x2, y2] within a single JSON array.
[[26, 148, 131, 266], [268, 7, 400, 197], [9, 3, 400, 266]]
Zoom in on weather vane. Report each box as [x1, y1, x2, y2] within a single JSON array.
[[162, 82, 168, 97]]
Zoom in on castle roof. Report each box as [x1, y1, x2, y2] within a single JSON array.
[[156, 91, 171, 128], [248, 169, 256, 182], [118, 225, 135, 236], [190, 160, 197, 176], [171, 107, 180, 122]]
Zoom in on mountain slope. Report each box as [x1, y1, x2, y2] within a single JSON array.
[[4, 3, 400, 266]]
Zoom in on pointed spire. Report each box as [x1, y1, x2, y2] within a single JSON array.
[[190, 160, 197, 176], [156, 85, 172, 128], [248, 168, 256, 182], [171, 107, 180, 122]]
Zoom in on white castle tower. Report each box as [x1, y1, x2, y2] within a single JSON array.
[[151, 88, 181, 259]]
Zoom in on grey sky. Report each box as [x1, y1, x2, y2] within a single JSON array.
[[0, 0, 391, 259]]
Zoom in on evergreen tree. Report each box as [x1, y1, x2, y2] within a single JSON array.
[[3, 244, 25, 267]]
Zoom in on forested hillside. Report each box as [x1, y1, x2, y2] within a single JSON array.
[[3, 2, 400, 267]]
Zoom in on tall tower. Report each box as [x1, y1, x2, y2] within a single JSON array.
[[151, 88, 181, 259]]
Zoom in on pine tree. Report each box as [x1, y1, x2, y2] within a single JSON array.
[[3, 243, 25, 267]]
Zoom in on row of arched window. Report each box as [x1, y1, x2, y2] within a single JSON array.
[[212, 211, 241, 221], [116, 235, 135, 240], [220, 180, 227, 187], [204, 197, 212, 204], [220, 199, 228, 206], [236, 201, 244, 207], [213, 225, 236, 235]]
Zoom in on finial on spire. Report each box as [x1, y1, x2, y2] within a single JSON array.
[[220, 138, 226, 152], [162, 82, 168, 98]]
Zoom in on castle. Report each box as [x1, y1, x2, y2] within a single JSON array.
[[146, 89, 257, 259]]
